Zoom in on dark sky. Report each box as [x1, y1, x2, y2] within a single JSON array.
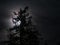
[[0, 0, 60, 45]]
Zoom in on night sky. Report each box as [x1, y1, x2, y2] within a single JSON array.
[[0, 0, 60, 45]]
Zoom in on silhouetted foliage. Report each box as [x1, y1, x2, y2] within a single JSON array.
[[8, 6, 48, 45], [8, 6, 40, 45]]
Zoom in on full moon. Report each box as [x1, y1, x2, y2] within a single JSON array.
[[8, 9, 21, 28]]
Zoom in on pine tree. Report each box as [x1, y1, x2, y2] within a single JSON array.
[[8, 6, 40, 45], [0, 6, 48, 45]]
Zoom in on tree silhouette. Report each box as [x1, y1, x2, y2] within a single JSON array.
[[8, 6, 48, 45], [8, 6, 40, 45]]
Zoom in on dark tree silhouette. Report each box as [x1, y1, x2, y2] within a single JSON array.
[[8, 6, 48, 45], [8, 6, 40, 45]]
